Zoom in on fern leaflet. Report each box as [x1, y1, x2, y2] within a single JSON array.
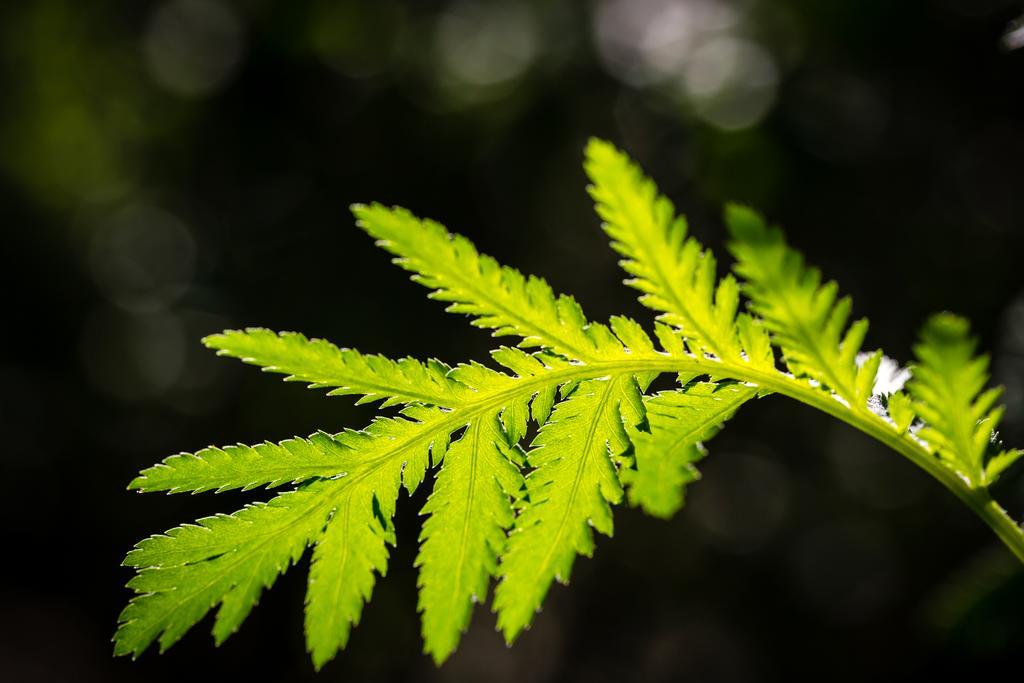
[[586, 139, 744, 364], [205, 328, 469, 407], [493, 374, 645, 640], [625, 381, 759, 519], [726, 204, 881, 407], [909, 313, 1023, 487]]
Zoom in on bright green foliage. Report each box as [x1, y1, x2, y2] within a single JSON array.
[[205, 328, 469, 407], [415, 412, 523, 663], [726, 204, 881, 407], [625, 381, 759, 519], [117, 139, 1024, 671], [586, 139, 745, 364], [353, 203, 608, 362], [298, 410, 446, 668], [119, 408, 452, 668], [908, 313, 1022, 487], [116, 479, 340, 658], [129, 431, 350, 494], [584, 140, 773, 516], [493, 374, 645, 641], [887, 391, 916, 435]]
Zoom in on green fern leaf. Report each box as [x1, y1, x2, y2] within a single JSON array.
[[117, 344, 592, 663], [302, 409, 451, 668], [116, 138, 1024, 672], [586, 139, 744, 364], [304, 482, 379, 668], [128, 431, 349, 494], [205, 328, 469, 407], [493, 374, 644, 642], [625, 381, 758, 519], [118, 408, 450, 665], [585, 140, 773, 516], [726, 204, 880, 407], [304, 478, 394, 669], [416, 412, 524, 663], [908, 313, 1022, 487], [353, 203, 611, 362], [115, 479, 340, 658]]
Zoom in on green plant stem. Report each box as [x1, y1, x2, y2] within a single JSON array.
[[662, 356, 1024, 565], [461, 266, 1024, 559], [541, 354, 1024, 564], [244, 349, 1024, 565]]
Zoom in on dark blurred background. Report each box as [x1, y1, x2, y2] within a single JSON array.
[[2, 0, 1024, 680]]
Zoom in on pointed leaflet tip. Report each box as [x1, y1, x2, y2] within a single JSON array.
[[907, 311, 1010, 487], [350, 202, 398, 239], [583, 136, 617, 163], [200, 332, 226, 349], [350, 202, 384, 227], [723, 203, 768, 244], [918, 312, 973, 350]]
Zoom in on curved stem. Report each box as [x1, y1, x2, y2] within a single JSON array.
[[576, 354, 1024, 564], [730, 364, 1024, 564], [368, 349, 1024, 564], [975, 499, 1024, 564]]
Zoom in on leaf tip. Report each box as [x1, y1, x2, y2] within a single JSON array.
[[723, 202, 767, 243]]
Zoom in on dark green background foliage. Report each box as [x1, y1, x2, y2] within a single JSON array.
[[2, 0, 1023, 680]]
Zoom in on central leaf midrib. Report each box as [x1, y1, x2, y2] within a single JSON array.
[[314, 488, 355, 657], [450, 419, 481, 624], [657, 385, 758, 456], [531, 378, 616, 589]]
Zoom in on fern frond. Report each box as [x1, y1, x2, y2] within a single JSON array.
[[205, 328, 469, 407], [117, 138, 1024, 672], [585, 141, 778, 517], [726, 204, 880, 406], [625, 381, 758, 519], [304, 482, 382, 668], [117, 341, 628, 663], [115, 479, 339, 658], [908, 313, 1022, 487], [304, 475, 397, 669], [585, 139, 745, 364], [352, 203, 610, 362], [117, 407, 450, 665], [128, 431, 349, 494], [416, 412, 524, 663], [493, 374, 644, 642]]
